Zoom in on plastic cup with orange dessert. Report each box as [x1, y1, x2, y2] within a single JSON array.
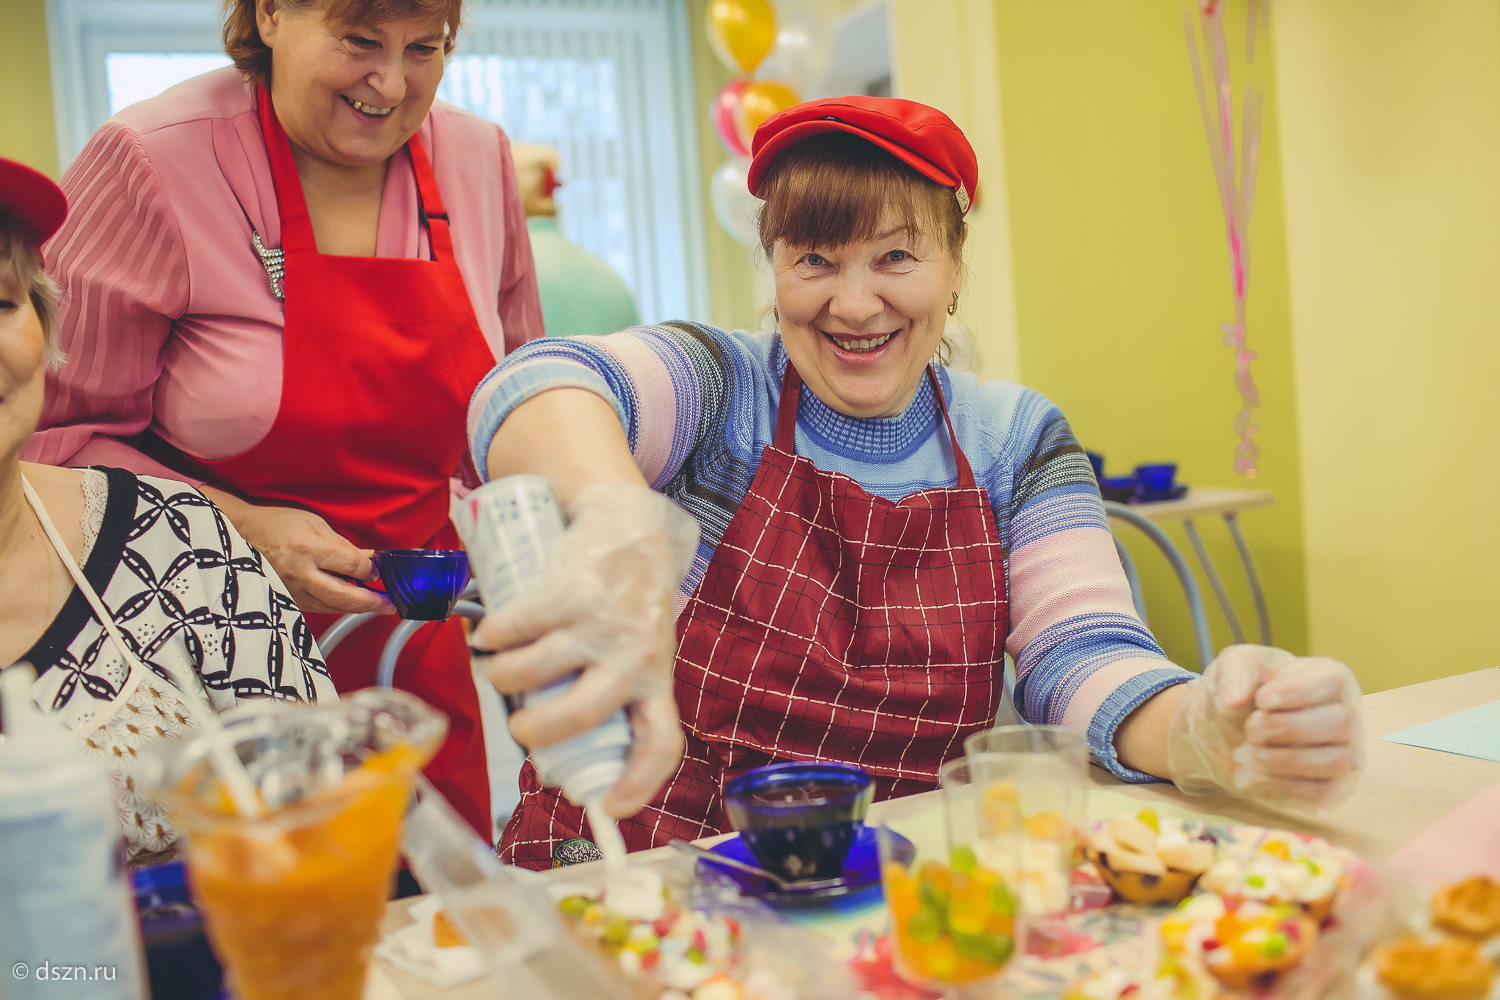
[[139, 689, 448, 1000]]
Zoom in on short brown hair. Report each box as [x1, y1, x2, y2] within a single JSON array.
[[222, 0, 463, 80], [0, 212, 65, 370], [755, 131, 966, 262]]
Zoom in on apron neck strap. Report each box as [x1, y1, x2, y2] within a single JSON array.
[[774, 362, 978, 490], [773, 358, 804, 453], [256, 82, 452, 260], [407, 134, 454, 261]]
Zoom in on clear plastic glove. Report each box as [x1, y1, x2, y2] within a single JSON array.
[[470, 483, 700, 817], [1167, 644, 1364, 812]]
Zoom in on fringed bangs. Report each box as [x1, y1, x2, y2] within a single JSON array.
[[755, 131, 965, 260]]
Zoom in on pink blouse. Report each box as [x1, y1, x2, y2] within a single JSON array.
[[24, 68, 543, 481]]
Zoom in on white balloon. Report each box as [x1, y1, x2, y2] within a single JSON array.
[[754, 9, 832, 98], [710, 156, 762, 248]]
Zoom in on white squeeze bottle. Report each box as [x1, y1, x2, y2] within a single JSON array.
[[455, 476, 633, 836], [0, 663, 147, 1000]]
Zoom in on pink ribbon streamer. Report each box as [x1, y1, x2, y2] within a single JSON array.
[[1186, 0, 1266, 478]]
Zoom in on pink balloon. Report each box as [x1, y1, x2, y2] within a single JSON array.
[[713, 79, 752, 158]]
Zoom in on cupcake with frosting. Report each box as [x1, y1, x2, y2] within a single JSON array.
[[1161, 892, 1318, 995], [1086, 810, 1218, 906], [1199, 838, 1344, 923]]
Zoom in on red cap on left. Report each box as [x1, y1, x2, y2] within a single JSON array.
[[0, 158, 68, 252]]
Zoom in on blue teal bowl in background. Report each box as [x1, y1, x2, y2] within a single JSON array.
[[722, 761, 874, 882], [1099, 475, 1137, 503], [1134, 463, 1178, 495], [1086, 451, 1105, 483]]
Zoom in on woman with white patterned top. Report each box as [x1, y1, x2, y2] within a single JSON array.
[[0, 158, 337, 865]]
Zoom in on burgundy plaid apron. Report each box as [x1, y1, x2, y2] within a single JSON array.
[[500, 362, 1007, 868]]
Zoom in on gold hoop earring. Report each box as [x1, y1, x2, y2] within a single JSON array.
[[947, 292, 959, 316]]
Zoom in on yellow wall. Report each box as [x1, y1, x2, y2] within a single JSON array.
[[989, 0, 1310, 668], [0, 0, 59, 177], [688, 0, 767, 331], [1273, 0, 1500, 691], [890, 0, 1019, 382]]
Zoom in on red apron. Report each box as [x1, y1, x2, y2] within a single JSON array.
[[152, 85, 497, 839], [500, 361, 1008, 868]]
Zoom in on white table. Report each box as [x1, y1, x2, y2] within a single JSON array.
[[373, 667, 1500, 999]]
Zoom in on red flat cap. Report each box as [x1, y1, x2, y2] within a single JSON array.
[[747, 96, 978, 216], [0, 158, 68, 253]]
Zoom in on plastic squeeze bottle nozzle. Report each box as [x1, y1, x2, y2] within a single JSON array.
[[0, 663, 147, 1000]]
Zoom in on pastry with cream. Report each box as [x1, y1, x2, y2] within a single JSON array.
[[1161, 892, 1318, 995], [1086, 810, 1218, 905], [1431, 876, 1500, 943], [1367, 936, 1497, 1000], [1199, 838, 1344, 923], [1065, 963, 1195, 1000]]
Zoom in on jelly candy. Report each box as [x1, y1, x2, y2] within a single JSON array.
[[883, 855, 1017, 987], [909, 909, 943, 944]]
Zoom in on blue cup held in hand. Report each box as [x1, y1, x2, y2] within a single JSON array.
[[360, 549, 470, 621]]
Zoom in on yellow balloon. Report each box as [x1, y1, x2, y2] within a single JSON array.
[[735, 79, 800, 149], [705, 0, 778, 75]]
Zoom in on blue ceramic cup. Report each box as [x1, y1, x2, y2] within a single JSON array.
[[722, 761, 874, 882], [361, 549, 470, 621], [1134, 463, 1178, 495], [131, 861, 225, 1000]]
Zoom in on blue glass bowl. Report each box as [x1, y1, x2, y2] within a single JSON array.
[[369, 549, 470, 621], [1099, 475, 1137, 503], [1134, 463, 1178, 495], [722, 761, 874, 883], [1086, 451, 1105, 483], [131, 861, 225, 1000]]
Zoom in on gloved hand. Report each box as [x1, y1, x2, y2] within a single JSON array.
[[470, 483, 700, 818], [1167, 645, 1364, 812]]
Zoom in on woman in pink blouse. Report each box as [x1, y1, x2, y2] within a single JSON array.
[[25, 0, 545, 839]]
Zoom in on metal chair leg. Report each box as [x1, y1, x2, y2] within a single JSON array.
[[1113, 535, 1148, 625], [451, 600, 487, 623], [376, 619, 430, 688], [1224, 513, 1272, 645], [317, 612, 380, 657], [1182, 519, 1245, 645], [1104, 502, 1215, 671], [372, 593, 489, 689]]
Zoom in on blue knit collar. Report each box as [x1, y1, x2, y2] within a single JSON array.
[[774, 338, 942, 463]]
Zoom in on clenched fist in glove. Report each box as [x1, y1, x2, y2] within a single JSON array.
[[470, 483, 700, 818], [1167, 645, 1364, 811]]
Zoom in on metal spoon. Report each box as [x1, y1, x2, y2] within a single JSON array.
[[668, 840, 845, 892]]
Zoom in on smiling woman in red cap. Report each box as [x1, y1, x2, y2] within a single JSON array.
[[0, 157, 336, 863], [463, 97, 1366, 869]]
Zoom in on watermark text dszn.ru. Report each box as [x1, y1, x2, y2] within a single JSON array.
[[11, 961, 119, 982]]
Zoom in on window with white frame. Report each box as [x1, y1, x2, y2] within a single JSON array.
[[439, 0, 709, 324], [47, 0, 708, 324]]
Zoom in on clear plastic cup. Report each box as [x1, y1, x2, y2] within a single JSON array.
[[139, 689, 447, 1000], [877, 759, 1021, 995], [963, 725, 1088, 916]]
